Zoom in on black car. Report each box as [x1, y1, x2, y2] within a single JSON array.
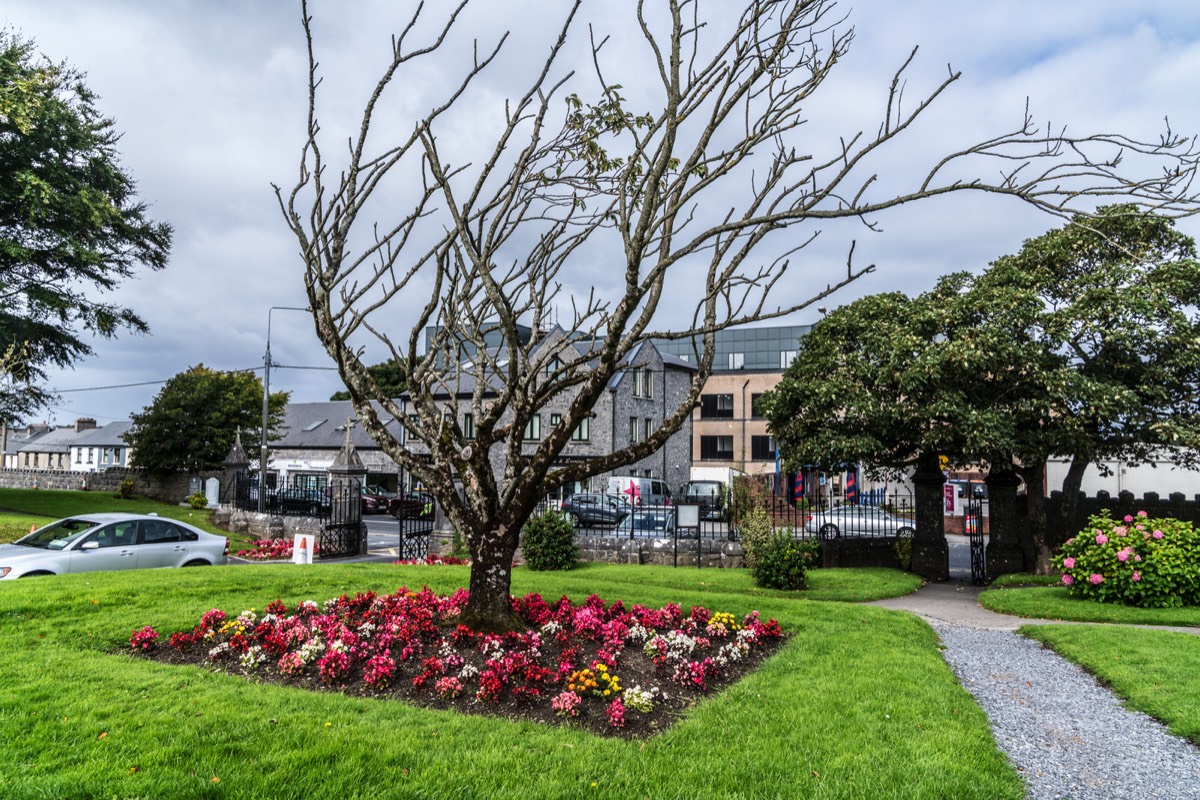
[[389, 491, 435, 520], [274, 487, 331, 515], [561, 493, 630, 528], [682, 480, 726, 520]]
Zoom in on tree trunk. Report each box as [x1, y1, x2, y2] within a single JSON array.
[[1057, 454, 1091, 543], [1023, 464, 1054, 574], [458, 527, 525, 633]]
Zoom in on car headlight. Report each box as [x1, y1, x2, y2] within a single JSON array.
[[0, 567, 11, 578]]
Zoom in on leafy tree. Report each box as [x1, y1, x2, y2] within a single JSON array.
[[126, 365, 289, 473], [278, 0, 1199, 630], [0, 32, 172, 421], [329, 358, 412, 401], [765, 206, 1200, 573]]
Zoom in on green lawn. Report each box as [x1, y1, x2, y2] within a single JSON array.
[[1021, 624, 1200, 744], [988, 572, 1062, 589], [980, 586, 1200, 627], [0, 563, 1021, 799], [0, 487, 253, 549]]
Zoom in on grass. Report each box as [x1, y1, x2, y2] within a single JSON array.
[[980, 586, 1200, 627], [0, 487, 252, 549], [1021, 625, 1200, 744], [988, 572, 1062, 588], [0, 563, 1021, 799]]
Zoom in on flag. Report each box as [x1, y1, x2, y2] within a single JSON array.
[[845, 466, 858, 503], [792, 471, 805, 501]]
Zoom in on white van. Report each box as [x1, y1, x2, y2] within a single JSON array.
[[607, 475, 672, 507]]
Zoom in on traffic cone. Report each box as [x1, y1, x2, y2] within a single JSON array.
[[29, 524, 37, 533], [298, 536, 308, 565]]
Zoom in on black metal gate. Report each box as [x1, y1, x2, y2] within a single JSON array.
[[317, 479, 366, 559], [966, 493, 987, 583], [398, 513, 434, 560]]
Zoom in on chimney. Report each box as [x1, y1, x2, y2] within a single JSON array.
[[75, 417, 98, 433]]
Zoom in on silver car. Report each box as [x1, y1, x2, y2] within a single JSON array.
[[0, 513, 229, 579], [614, 507, 678, 537], [804, 506, 915, 539]]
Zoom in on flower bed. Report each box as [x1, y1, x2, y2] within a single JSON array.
[[131, 588, 785, 738], [1054, 511, 1200, 608], [235, 538, 320, 561], [392, 554, 470, 566]]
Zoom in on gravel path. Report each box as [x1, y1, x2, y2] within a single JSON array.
[[934, 623, 1200, 799]]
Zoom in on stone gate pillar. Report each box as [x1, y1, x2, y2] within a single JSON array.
[[985, 468, 1025, 578], [911, 452, 949, 581]]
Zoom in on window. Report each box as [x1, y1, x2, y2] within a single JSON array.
[[550, 413, 562, 428], [699, 394, 734, 419], [141, 520, 181, 544], [781, 350, 797, 369], [462, 413, 475, 440], [751, 393, 766, 419], [751, 435, 777, 462], [74, 449, 81, 464], [629, 417, 639, 443], [87, 448, 94, 464], [523, 414, 541, 441], [632, 366, 654, 399], [700, 435, 734, 461], [728, 352, 745, 370], [571, 417, 589, 441], [547, 356, 564, 375], [644, 418, 653, 442]]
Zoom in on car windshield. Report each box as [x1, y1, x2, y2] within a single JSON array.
[[686, 483, 719, 497], [15, 518, 100, 550], [622, 512, 673, 531]]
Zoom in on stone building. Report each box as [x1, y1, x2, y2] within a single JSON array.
[[263, 401, 408, 492]]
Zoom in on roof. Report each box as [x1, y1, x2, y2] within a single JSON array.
[[13, 426, 80, 454], [70, 421, 133, 447], [274, 401, 406, 450]]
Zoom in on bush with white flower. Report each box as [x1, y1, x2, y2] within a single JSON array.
[[1053, 511, 1200, 608]]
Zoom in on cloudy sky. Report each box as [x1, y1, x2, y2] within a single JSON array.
[[6, 1, 1200, 425]]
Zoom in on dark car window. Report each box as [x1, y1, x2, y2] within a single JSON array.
[[141, 520, 181, 544], [89, 521, 138, 549]]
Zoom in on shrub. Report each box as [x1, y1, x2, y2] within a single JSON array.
[[751, 532, 815, 590], [738, 502, 774, 569], [187, 492, 208, 510], [1053, 511, 1200, 608], [521, 510, 578, 571], [115, 477, 136, 499], [894, 530, 914, 570]]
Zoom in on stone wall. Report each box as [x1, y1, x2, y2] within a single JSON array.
[[573, 533, 745, 568], [0, 467, 201, 504]]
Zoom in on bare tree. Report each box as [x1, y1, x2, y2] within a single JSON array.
[[276, 0, 1199, 630]]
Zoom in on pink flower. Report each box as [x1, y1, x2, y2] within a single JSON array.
[[1089, 574, 1104, 585], [1134, 555, 1142, 562], [1137, 510, 1148, 518], [1114, 527, 1127, 537], [1117, 549, 1130, 562], [1124, 515, 1134, 523], [1062, 574, 1074, 586], [1132, 571, 1142, 582], [1066, 538, 1074, 545], [1062, 557, 1076, 569], [1152, 530, 1164, 540], [1095, 534, 1109, 545]]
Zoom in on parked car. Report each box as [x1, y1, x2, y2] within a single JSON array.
[[607, 476, 672, 507], [360, 487, 387, 515], [389, 491, 435, 520], [682, 480, 726, 520], [0, 513, 229, 579], [614, 506, 678, 537], [804, 506, 915, 539], [561, 493, 630, 528], [274, 487, 330, 515]]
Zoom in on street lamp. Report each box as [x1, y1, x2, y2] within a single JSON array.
[[259, 306, 308, 512]]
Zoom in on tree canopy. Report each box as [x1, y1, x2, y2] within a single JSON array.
[[764, 205, 1200, 570], [125, 365, 288, 474], [279, 0, 1200, 629], [329, 358, 412, 401], [0, 32, 172, 422]]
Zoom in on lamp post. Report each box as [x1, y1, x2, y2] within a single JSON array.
[[259, 306, 308, 512]]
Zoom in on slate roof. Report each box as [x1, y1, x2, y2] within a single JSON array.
[[274, 401, 406, 450], [70, 421, 133, 447], [14, 426, 81, 454]]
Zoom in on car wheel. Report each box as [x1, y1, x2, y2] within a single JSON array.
[[182, 559, 211, 567], [568, 512, 581, 527], [896, 526, 915, 538], [19, 571, 53, 578], [819, 523, 839, 540]]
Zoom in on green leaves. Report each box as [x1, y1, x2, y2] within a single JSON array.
[[125, 365, 288, 473], [0, 31, 172, 422]]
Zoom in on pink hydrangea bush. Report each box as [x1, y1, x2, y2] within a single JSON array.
[[1053, 512, 1200, 608], [136, 587, 784, 734]]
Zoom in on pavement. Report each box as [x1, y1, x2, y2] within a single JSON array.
[[870, 580, 1200, 636]]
